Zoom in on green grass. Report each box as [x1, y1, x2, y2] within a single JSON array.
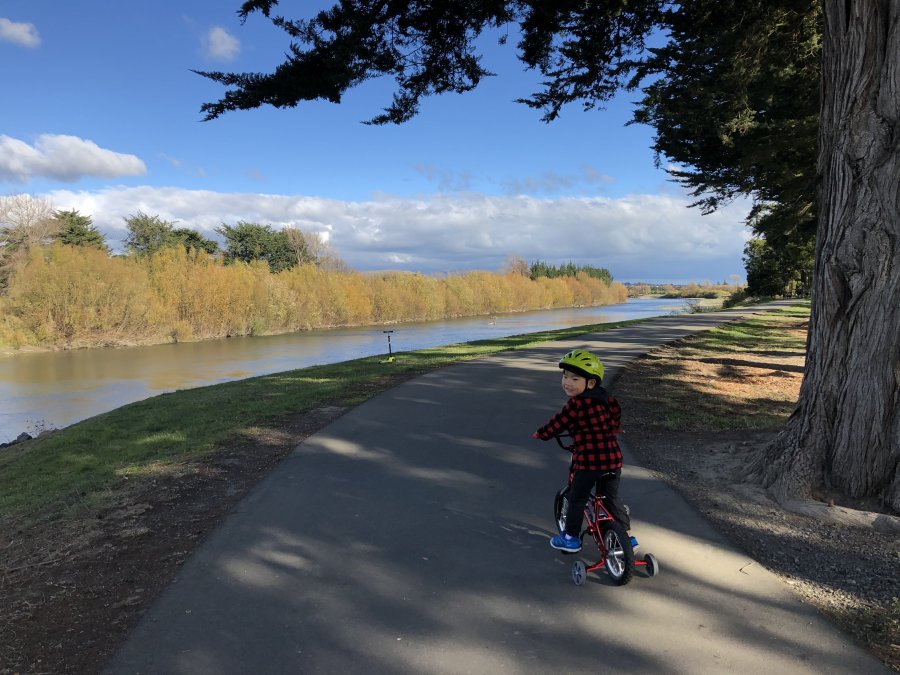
[[0, 317, 655, 524], [686, 304, 809, 353]]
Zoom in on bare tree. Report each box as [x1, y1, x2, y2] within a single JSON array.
[[282, 227, 316, 266], [0, 194, 59, 287], [504, 255, 530, 276], [292, 228, 349, 271]]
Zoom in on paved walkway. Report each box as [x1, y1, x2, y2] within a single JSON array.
[[105, 303, 888, 674]]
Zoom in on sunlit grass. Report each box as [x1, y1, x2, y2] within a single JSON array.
[[115, 460, 187, 478]]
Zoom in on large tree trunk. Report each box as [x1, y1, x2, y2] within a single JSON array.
[[754, 0, 900, 510]]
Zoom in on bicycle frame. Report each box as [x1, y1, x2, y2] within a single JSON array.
[[552, 434, 657, 585]]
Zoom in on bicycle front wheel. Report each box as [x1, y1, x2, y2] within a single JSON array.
[[601, 522, 635, 585], [553, 486, 569, 534]]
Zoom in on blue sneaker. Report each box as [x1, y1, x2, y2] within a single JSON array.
[[550, 533, 582, 553], [629, 535, 639, 549]]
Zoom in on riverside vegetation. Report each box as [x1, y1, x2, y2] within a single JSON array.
[[0, 243, 627, 350]]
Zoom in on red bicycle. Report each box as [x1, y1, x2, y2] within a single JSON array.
[[553, 436, 659, 586]]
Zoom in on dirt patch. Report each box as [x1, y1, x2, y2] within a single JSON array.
[[0, 406, 346, 675], [614, 337, 899, 670]]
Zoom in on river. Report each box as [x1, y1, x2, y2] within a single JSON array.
[[0, 297, 689, 443]]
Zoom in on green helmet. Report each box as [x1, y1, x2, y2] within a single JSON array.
[[559, 349, 604, 382]]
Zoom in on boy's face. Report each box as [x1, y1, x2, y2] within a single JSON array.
[[561, 369, 596, 398]]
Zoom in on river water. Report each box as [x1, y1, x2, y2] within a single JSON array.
[[0, 297, 689, 443]]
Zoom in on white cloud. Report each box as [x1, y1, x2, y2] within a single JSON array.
[[203, 26, 240, 61], [0, 17, 40, 47], [43, 185, 752, 282], [0, 134, 146, 183]]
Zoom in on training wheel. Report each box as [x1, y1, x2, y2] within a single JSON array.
[[644, 553, 660, 578], [571, 560, 586, 586]]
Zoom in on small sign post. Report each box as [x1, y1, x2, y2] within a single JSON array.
[[382, 330, 394, 363]]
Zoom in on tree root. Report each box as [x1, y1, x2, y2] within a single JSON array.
[[775, 496, 900, 534]]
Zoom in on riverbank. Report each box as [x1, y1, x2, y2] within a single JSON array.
[[1, 318, 657, 524], [0, 293, 716, 359], [0, 297, 691, 445]]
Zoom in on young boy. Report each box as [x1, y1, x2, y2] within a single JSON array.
[[533, 349, 634, 553]]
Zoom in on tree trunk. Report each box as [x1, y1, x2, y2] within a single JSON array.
[[753, 0, 900, 510]]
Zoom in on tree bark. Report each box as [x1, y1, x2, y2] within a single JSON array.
[[753, 0, 900, 510]]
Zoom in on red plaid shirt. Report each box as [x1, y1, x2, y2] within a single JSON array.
[[535, 390, 623, 471]]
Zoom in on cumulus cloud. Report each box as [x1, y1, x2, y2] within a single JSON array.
[[0, 17, 40, 47], [203, 26, 240, 61], [44, 185, 751, 282], [0, 134, 146, 183]]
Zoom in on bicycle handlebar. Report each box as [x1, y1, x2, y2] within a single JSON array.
[[554, 433, 573, 451]]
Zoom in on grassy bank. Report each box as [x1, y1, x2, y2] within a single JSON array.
[[1, 317, 661, 526]]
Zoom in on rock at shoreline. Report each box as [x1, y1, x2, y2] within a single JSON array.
[[1, 431, 34, 449]]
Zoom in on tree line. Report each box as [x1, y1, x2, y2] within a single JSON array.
[[0, 196, 627, 349], [528, 260, 613, 285]]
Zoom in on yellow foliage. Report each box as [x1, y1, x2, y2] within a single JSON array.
[[0, 297, 33, 348], [5, 245, 166, 346], [1, 244, 630, 348]]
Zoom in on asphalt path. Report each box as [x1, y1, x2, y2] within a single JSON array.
[[105, 302, 888, 674]]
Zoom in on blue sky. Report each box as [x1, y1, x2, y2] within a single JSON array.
[[1, 1, 751, 283]]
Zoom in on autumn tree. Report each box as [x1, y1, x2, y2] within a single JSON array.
[[52, 209, 109, 252], [504, 255, 529, 276], [198, 0, 899, 510]]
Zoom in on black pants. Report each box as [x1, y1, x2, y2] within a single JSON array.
[[565, 468, 630, 537]]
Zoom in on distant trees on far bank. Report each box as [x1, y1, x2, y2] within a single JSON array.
[[625, 281, 743, 299], [528, 260, 613, 285]]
